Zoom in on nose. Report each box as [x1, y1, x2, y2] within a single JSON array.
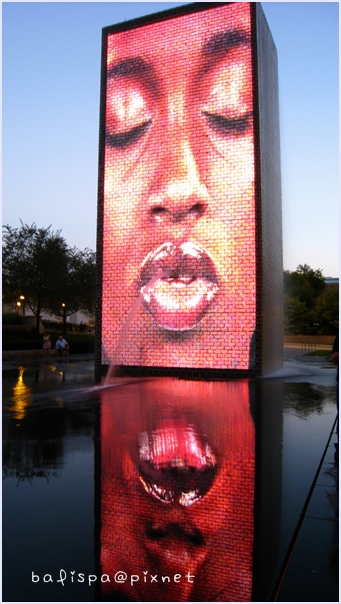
[[148, 138, 209, 225], [146, 521, 205, 546]]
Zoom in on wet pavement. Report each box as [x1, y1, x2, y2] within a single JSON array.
[[2, 349, 339, 602], [274, 345, 339, 601], [275, 418, 338, 601]]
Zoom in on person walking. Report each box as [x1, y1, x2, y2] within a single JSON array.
[[42, 333, 52, 358]]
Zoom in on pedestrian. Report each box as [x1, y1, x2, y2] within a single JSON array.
[[55, 335, 69, 356], [42, 332, 52, 357]]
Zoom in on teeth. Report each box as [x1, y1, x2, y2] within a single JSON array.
[[138, 242, 219, 292], [166, 276, 195, 285], [138, 427, 217, 469], [138, 474, 205, 507]]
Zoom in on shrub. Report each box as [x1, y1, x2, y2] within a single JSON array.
[[2, 330, 42, 350], [2, 312, 25, 325], [2, 330, 95, 353]]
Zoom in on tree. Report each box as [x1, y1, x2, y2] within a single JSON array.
[[48, 247, 96, 322], [283, 264, 327, 335], [284, 294, 311, 335], [284, 264, 325, 309], [312, 285, 339, 335], [3, 223, 68, 332], [2, 222, 96, 332]]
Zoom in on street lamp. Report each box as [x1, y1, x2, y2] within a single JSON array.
[[19, 295, 25, 316], [62, 303, 66, 335]]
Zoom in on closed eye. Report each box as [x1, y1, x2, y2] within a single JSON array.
[[106, 120, 151, 149], [203, 111, 252, 136]]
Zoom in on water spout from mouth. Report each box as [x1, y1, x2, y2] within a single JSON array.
[[104, 270, 173, 385]]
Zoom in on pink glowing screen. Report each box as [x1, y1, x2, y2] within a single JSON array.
[[100, 2, 256, 370], [100, 379, 255, 601]]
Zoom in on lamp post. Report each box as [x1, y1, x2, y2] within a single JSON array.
[[62, 303, 66, 335], [19, 295, 25, 316]]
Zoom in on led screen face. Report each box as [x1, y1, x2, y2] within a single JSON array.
[[101, 2, 256, 370]]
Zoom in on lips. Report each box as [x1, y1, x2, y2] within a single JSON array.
[[138, 420, 218, 506], [138, 242, 219, 331]]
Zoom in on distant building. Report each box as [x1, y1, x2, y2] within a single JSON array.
[[325, 277, 339, 287]]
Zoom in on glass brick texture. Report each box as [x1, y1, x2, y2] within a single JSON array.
[[100, 379, 255, 601], [100, 2, 256, 371]]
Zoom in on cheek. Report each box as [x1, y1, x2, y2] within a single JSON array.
[[103, 141, 151, 215], [103, 190, 150, 292], [205, 136, 255, 203], [104, 155, 147, 246], [195, 138, 255, 259]]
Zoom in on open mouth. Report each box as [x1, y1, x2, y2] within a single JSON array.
[[138, 242, 219, 331], [138, 419, 218, 506]]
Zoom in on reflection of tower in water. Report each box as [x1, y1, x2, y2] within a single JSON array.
[[99, 379, 255, 602]]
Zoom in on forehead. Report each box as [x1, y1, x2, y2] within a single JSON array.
[[107, 3, 251, 70]]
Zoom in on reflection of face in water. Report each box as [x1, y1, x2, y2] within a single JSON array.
[[100, 379, 255, 601], [101, 3, 256, 370]]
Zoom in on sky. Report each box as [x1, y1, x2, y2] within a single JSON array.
[[2, 2, 339, 277]]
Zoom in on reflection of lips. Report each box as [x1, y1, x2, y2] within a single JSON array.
[[138, 242, 219, 331], [138, 420, 218, 506]]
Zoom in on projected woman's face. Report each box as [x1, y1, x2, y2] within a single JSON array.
[[102, 3, 256, 370]]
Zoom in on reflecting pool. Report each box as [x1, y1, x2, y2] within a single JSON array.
[[2, 358, 338, 601]]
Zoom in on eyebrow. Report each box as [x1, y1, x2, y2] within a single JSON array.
[[107, 57, 151, 79], [203, 29, 250, 57]]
